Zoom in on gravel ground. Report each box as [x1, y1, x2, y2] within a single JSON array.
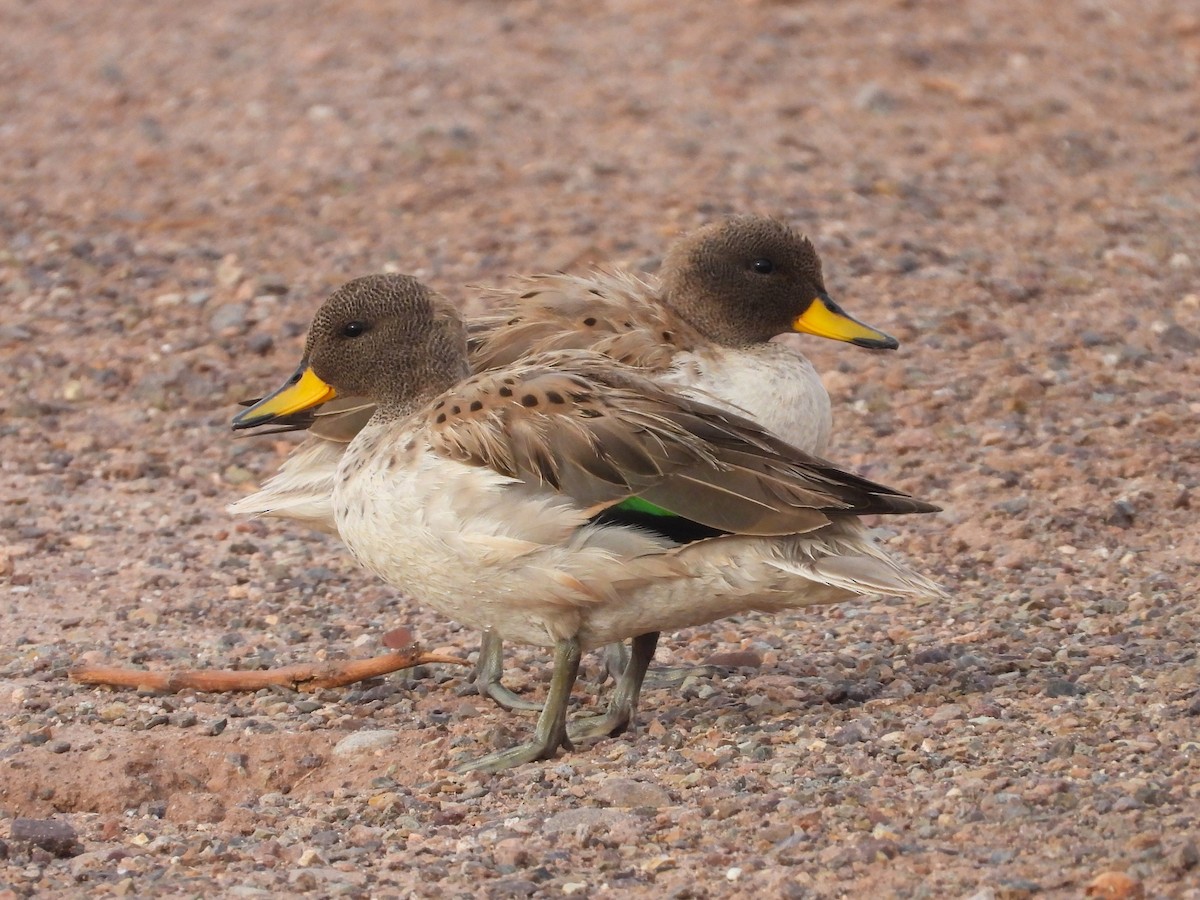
[[2, 1, 1199, 897]]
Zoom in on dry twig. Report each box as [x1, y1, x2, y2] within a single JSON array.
[[69, 646, 469, 694]]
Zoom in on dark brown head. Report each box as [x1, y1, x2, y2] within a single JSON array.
[[233, 274, 469, 430], [660, 216, 898, 350]]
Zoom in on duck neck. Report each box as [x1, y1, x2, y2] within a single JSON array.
[[373, 358, 470, 424], [662, 286, 752, 348]]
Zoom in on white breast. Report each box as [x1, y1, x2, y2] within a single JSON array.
[[662, 342, 831, 455]]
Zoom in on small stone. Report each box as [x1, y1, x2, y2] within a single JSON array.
[[210, 302, 249, 333], [1107, 499, 1136, 529], [381, 627, 415, 649], [543, 807, 637, 834], [48, 740, 71, 754], [995, 496, 1030, 515], [855, 82, 898, 112], [223, 465, 255, 485], [1084, 871, 1144, 899], [1161, 323, 1200, 352], [128, 607, 160, 626], [69, 848, 125, 878], [830, 724, 867, 745], [492, 837, 530, 868], [594, 777, 672, 809], [296, 847, 324, 867], [1174, 840, 1199, 871], [1044, 678, 1084, 698], [995, 878, 1040, 898], [703, 649, 763, 669], [215, 255, 243, 289], [332, 729, 398, 756], [21, 730, 49, 746], [257, 276, 289, 295], [205, 718, 228, 736], [930, 703, 967, 724], [10, 817, 81, 858]]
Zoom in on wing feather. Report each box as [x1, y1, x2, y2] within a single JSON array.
[[421, 352, 937, 537]]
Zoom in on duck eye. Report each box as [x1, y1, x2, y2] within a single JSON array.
[[341, 321, 367, 338], [751, 259, 774, 275]]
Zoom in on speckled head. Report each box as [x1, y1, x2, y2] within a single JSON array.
[[233, 274, 470, 430], [660, 216, 898, 350]]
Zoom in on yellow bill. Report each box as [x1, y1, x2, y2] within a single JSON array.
[[232, 364, 338, 431], [792, 293, 899, 350]]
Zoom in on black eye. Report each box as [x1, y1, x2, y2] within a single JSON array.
[[341, 321, 367, 338], [751, 259, 774, 275]]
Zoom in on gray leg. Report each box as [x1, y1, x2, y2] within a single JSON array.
[[643, 662, 724, 687], [601, 641, 631, 683], [603, 640, 720, 688], [457, 637, 584, 774], [569, 631, 659, 742], [472, 630, 543, 712]]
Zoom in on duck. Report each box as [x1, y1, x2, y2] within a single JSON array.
[[232, 274, 943, 772], [230, 216, 899, 709]]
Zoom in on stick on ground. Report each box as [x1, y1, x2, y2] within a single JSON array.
[[69, 646, 470, 694]]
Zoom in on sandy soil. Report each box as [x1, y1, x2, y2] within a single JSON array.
[[2, 0, 1198, 896]]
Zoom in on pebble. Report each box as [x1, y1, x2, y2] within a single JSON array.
[[593, 777, 672, 809], [1044, 679, 1084, 698], [929, 703, 966, 724], [703, 649, 763, 669], [542, 808, 637, 834], [210, 303, 249, 333], [492, 837, 530, 868], [332, 730, 399, 756], [9, 818, 81, 858], [1084, 871, 1144, 899], [1174, 840, 1199, 871]]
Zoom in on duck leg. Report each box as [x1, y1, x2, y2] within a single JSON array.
[[471, 630, 543, 712], [600, 638, 718, 688], [569, 631, 660, 742], [457, 636, 583, 773], [600, 641, 631, 682]]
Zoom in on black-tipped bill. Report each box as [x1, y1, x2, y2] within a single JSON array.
[[792, 293, 899, 350], [232, 363, 337, 431]]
